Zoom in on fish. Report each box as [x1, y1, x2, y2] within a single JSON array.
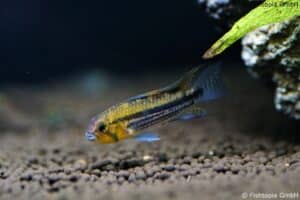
[[85, 62, 225, 144]]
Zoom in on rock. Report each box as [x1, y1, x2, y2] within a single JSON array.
[[156, 153, 168, 163], [242, 17, 300, 119], [69, 175, 79, 182], [157, 173, 170, 181], [213, 165, 227, 173], [198, 0, 262, 27], [73, 159, 88, 171], [162, 165, 176, 172], [105, 174, 117, 184], [20, 173, 33, 182], [117, 170, 130, 179], [128, 174, 136, 183], [200, 0, 300, 120], [135, 170, 146, 180], [90, 159, 113, 170]]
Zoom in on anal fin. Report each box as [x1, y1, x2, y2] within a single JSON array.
[[176, 105, 207, 121]]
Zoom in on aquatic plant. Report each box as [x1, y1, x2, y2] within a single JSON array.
[[203, 0, 300, 59]]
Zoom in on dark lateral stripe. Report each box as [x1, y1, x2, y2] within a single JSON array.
[[128, 100, 193, 130], [127, 91, 200, 130], [113, 89, 200, 125]]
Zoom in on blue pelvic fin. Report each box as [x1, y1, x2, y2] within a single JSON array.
[[134, 132, 160, 142], [176, 105, 207, 121]]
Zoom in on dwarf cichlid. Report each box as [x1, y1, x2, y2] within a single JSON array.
[[85, 62, 225, 144]]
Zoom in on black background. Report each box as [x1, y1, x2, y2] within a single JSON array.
[[0, 0, 237, 84]]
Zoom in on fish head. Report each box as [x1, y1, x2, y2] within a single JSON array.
[[85, 115, 121, 144]]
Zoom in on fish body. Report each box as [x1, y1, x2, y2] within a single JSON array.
[[85, 62, 224, 144]]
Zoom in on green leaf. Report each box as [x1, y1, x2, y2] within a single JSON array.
[[203, 0, 300, 59]]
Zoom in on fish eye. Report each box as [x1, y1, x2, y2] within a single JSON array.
[[98, 123, 106, 132]]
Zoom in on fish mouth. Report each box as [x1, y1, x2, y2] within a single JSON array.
[[85, 132, 96, 141]]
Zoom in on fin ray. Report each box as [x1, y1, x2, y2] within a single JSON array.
[[178, 62, 225, 103], [175, 105, 207, 121]]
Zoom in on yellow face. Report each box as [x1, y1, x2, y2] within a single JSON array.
[[85, 116, 132, 144]]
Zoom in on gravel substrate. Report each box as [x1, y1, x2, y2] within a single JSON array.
[[0, 64, 299, 200]]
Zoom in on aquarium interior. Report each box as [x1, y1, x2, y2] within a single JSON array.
[[0, 1, 299, 200]]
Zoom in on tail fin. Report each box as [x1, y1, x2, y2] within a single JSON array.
[[179, 62, 225, 102]]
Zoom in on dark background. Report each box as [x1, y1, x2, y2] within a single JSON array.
[[0, 0, 239, 84]]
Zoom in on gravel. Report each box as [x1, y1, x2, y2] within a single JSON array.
[[0, 64, 299, 200]]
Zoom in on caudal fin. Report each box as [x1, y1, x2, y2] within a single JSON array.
[[179, 62, 225, 102]]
